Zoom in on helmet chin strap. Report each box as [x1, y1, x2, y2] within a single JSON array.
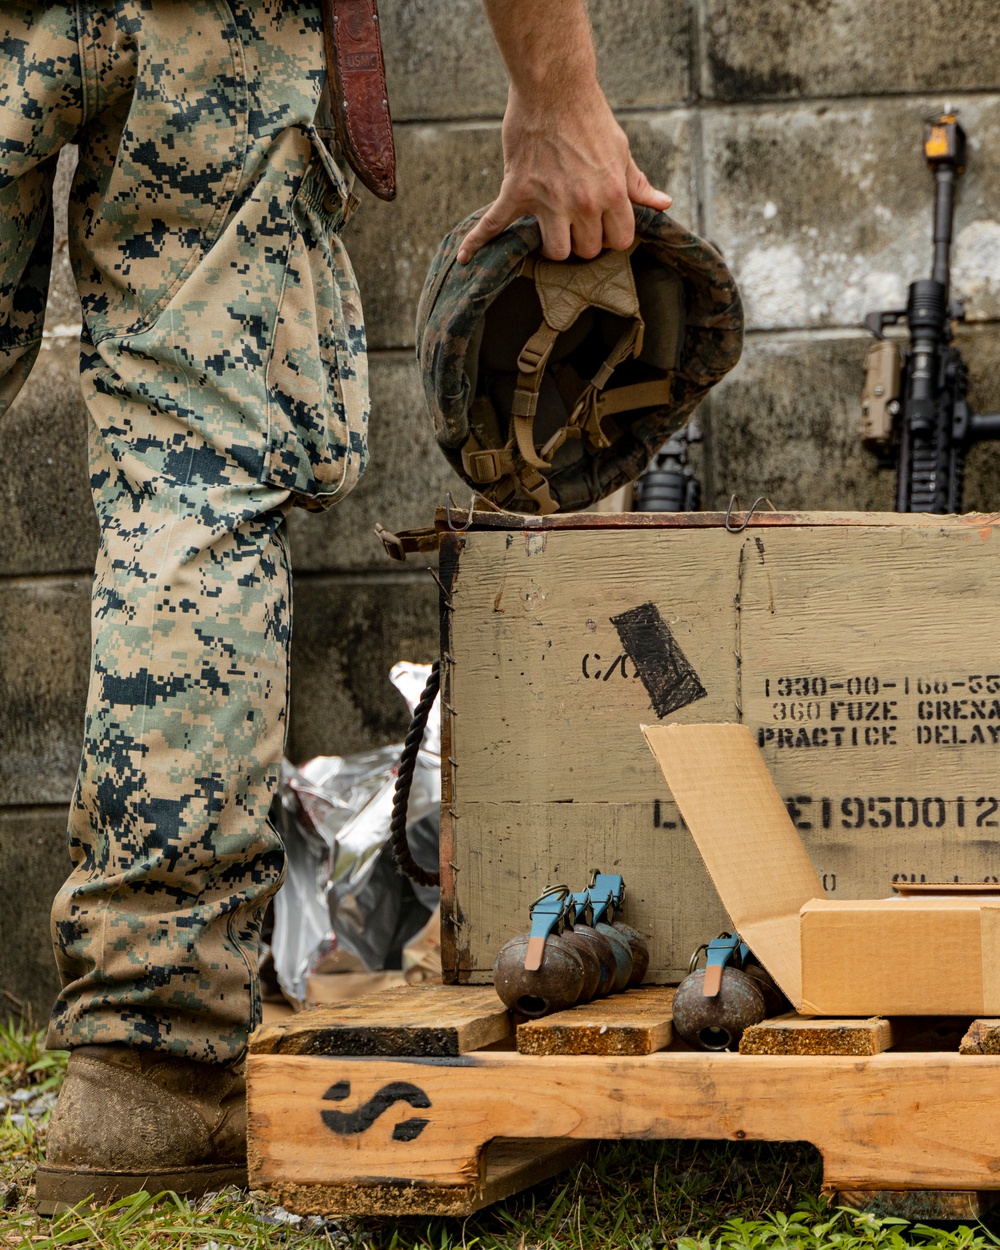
[[510, 320, 562, 470], [507, 246, 644, 478], [560, 316, 645, 453]]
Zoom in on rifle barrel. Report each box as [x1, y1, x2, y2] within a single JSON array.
[[932, 165, 957, 292]]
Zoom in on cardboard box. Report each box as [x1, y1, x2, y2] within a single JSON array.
[[644, 721, 1000, 1015], [439, 511, 1000, 984]]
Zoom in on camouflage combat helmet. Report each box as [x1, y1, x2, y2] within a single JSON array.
[[415, 206, 744, 515]]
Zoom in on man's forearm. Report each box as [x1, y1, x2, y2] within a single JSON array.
[[460, 0, 672, 262], [480, 0, 598, 104]]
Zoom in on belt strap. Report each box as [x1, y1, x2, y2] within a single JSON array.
[[321, 0, 397, 201]]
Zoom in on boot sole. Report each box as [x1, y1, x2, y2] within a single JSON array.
[[34, 1162, 248, 1216]]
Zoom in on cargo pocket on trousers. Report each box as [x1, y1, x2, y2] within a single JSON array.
[[263, 128, 369, 507]]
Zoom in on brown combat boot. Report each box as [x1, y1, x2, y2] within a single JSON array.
[[35, 1045, 247, 1215]]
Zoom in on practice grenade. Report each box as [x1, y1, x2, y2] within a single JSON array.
[[615, 922, 650, 986], [572, 887, 632, 993], [560, 926, 603, 1002], [739, 960, 788, 1018], [588, 873, 650, 989], [493, 887, 586, 1017], [564, 915, 617, 998], [671, 932, 768, 1051]]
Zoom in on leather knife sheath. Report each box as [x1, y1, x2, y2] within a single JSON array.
[[322, 0, 397, 201]]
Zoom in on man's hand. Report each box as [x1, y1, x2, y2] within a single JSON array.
[[459, 0, 672, 264]]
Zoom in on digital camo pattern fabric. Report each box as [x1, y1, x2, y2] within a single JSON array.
[[0, 2, 369, 1062]]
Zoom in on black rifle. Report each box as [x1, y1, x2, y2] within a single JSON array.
[[635, 418, 702, 512], [862, 112, 1000, 512]]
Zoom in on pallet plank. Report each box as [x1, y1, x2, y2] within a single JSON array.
[[959, 1019, 1000, 1054], [517, 987, 675, 1056], [250, 984, 511, 1058], [739, 1014, 896, 1056], [248, 1049, 1000, 1202], [255, 1138, 590, 1218], [836, 1190, 999, 1221]]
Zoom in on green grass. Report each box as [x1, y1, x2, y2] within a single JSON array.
[[0, 1017, 66, 1100], [3, 1019, 1000, 1249]]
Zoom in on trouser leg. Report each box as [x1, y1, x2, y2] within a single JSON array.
[[50, 438, 294, 1060], [0, 6, 82, 411], [38, 0, 368, 1062]]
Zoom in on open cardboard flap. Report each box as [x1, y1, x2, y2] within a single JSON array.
[[642, 722, 822, 1007], [643, 722, 1000, 1016]]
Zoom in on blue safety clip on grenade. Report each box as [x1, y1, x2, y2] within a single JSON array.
[[586, 872, 650, 988], [572, 875, 643, 992], [672, 931, 787, 1050]]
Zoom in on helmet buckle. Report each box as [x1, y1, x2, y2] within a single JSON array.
[[463, 447, 509, 484]]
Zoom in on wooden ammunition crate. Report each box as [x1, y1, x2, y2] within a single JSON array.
[[436, 510, 1000, 985], [248, 983, 1000, 1219]]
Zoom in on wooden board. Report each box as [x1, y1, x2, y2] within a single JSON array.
[[836, 1190, 999, 1221], [255, 1137, 590, 1218], [443, 509, 1000, 533], [248, 1049, 1000, 1200], [442, 518, 1000, 985], [250, 984, 511, 1058], [517, 986, 675, 1055], [960, 1019, 1000, 1054], [739, 1014, 897, 1056]]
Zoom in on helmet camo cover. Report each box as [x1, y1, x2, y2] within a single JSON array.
[[416, 206, 744, 515]]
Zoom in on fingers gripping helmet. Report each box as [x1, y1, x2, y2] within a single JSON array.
[[416, 206, 743, 515]]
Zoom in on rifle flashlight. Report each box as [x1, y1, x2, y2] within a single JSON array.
[[923, 114, 966, 171]]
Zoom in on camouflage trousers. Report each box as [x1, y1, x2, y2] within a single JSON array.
[[0, 2, 368, 1062]]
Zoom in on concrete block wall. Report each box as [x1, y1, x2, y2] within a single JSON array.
[[3, 1, 1000, 1019]]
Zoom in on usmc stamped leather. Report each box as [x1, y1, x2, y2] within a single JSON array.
[[322, 0, 397, 201]]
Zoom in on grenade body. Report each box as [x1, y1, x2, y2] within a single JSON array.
[[568, 924, 618, 997], [595, 922, 634, 992], [611, 921, 650, 987], [561, 930, 602, 1002], [493, 932, 585, 1017], [671, 967, 766, 1050], [740, 961, 787, 1017]]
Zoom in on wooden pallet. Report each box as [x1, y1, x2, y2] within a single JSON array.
[[247, 984, 1000, 1218]]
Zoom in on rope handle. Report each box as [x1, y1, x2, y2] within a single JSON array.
[[389, 661, 441, 887]]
